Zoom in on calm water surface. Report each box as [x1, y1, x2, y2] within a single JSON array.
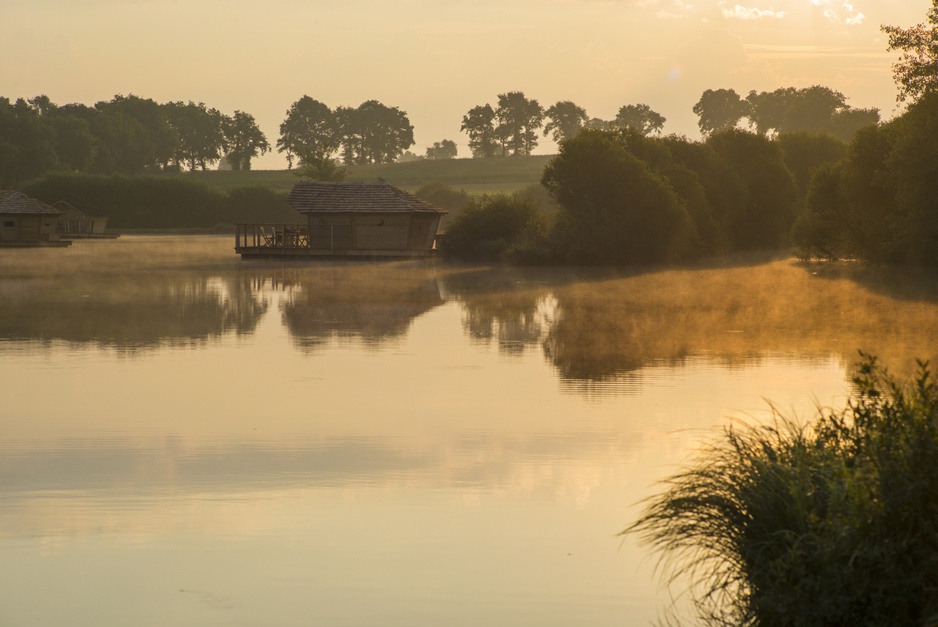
[[2, 236, 938, 626]]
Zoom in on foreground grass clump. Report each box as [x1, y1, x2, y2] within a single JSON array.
[[628, 355, 938, 626]]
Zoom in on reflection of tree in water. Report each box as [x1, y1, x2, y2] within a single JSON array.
[[543, 259, 938, 385], [0, 273, 266, 350], [280, 263, 445, 351], [442, 268, 555, 356], [0, 237, 270, 352], [0, 272, 268, 352]]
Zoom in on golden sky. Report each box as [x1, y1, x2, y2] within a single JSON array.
[[1, 0, 929, 168]]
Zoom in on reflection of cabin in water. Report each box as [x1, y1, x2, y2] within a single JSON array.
[[52, 198, 117, 238], [0, 190, 71, 247], [235, 182, 446, 259]]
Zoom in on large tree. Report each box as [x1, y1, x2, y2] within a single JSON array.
[[425, 139, 457, 160], [0, 97, 58, 186], [613, 104, 666, 136], [693, 89, 750, 136], [494, 91, 544, 156], [542, 129, 693, 264], [164, 101, 226, 171], [93, 94, 177, 174], [223, 110, 270, 171], [706, 129, 797, 249], [745, 86, 874, 139], [24, 95, 97, 174], [335, 101, 414, 165], [460, 104, 499, 158], [882, 0, 938, 103], [277, 96, 338, 169], [543, 100, 588, 143]]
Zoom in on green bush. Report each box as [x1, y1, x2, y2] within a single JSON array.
[[23, 174, 299, 229], [224, 185, 298, 224], [542, 129, 696, 265], [413, 182, 471, 214], [439, 191, 548, 262], [629, 354, 938, 626]]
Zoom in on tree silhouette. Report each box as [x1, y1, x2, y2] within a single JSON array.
[[277, 96, 338, 169], [460, 104, 499, 158], [693, 89, 750, 136], [882, 0, 938, 103], [613, 104, 666, 136], [164, 101, 226, 171], [223, 110, 270, 171], [495, 92, 544, 156], [543, 100, 588, 143]]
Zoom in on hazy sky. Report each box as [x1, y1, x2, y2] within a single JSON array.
[[1, 0, 930, 168]]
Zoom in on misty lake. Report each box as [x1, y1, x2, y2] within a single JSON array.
[[3, 235, 938, 626]]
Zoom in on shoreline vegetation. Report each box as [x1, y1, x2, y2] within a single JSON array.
[[628, 354, 938, 625]]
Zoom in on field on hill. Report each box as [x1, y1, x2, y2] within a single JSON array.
[[181, 155, 554, 196]]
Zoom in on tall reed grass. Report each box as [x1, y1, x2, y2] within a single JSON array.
[[628, 354, 938, 626]]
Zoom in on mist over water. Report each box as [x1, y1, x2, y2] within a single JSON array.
[[1, 236, 936, 626]]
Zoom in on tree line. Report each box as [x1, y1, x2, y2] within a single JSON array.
[[454, 84, 878, 160], [440, 126, 813, 264], [0, 94, 419, 187], [0, 95, 272, 187]]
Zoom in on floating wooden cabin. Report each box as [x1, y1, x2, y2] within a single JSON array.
[[52, 198, 117, 239], [0, 190, 71, 247], [235, 182, 446, 259]]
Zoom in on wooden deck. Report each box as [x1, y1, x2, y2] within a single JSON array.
[[234, 224, 438, 259]]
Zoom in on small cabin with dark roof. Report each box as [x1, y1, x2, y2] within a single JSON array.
[[52, 198, 115, 238], [0, 190, 70, 247], [235, 181, 446, 259]]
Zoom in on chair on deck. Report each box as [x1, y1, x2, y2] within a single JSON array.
[[259, 226, 276, 247]]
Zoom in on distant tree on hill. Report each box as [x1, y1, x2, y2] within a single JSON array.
[[426, 139, 457, 160], [543, 101, 588, 143], [584, 117, 613, 131], [693, 88, 750, 136], [0, 97, 58, 186], [744, 86, 876, 141], [613, 104, 666, 136], [277, 96, 338, 169], [164, 101, 226, 171], [335, 100, 414, 165], [223, 110, 270, 171], [461, 104, 499, 158], [94, 94, 177, 174], [495, 91, 544, 156]]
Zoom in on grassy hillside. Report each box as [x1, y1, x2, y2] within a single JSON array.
[[180, 155, 554, 196]]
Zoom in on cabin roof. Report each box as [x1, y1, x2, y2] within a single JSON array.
[[287, 182, 446, 215], [0, 190, 62, 215]]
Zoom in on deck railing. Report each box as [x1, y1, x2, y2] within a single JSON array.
[[236, 224, 310, 250]]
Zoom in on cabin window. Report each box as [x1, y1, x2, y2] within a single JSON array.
[[3, 220, 14, 228]]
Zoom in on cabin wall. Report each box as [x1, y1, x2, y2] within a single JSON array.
[[356, 214, 409, 250], [306, 213, 437, 251], [307, 215, 352, 250], [0, 214, 60, 242], [408, 215, 441, 250]]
